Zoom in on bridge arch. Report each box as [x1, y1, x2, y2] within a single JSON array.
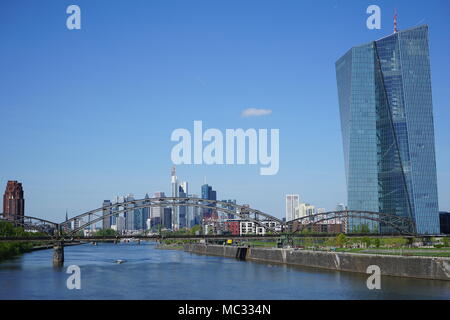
[[286, 210, 416, 235], [1, 206, 418, 237], [61, 197, 284, 236]]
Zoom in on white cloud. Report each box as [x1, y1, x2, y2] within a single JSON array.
[[241, 108, 272, 118]]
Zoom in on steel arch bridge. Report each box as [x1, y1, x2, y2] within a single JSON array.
[[1, 199, 417, 237], [286, 210, 416, 235], [60, 197, 284, 236]]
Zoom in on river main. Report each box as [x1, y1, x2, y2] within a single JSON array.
[[0, 242, 449, 299]]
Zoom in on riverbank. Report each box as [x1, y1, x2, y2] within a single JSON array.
[[0, 242, 33, 261], [155, 243, 184, 250], [184, 244, 450, 281], [0, 241, 85, 262]]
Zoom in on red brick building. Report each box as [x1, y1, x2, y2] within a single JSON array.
[[3, 180, 25, 224], [292, 221, 344, 234], [224, 220, 240, 235]]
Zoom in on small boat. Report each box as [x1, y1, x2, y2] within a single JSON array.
[[115, 259, 126, 264]]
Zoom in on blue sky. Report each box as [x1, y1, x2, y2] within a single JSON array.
[[1, 0, 449, 222]]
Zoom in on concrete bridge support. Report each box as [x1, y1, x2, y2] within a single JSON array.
[[53, 242, 64, 267]]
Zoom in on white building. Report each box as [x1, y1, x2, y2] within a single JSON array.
[[296, 203, 306, 219], [285, 194, 300, 222], [240, 220, 281, 235], [304, 204, 315, 216]]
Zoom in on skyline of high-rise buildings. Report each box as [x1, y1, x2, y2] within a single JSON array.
[[285, 194, 327, 222], [336, 24, 440, 234], [98, 168, 221, 232]]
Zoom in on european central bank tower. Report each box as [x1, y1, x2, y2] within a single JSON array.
[[335, 25, 439, 235]]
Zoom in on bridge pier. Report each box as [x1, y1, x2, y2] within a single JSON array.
[[53, 241, 64, 267]]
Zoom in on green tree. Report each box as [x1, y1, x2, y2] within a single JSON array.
[[300, 228, 311, 235], [189, 225, 202, 235], [374, 238, 381, 248], [361, 237, 371, 248], [352, 224, 371, 234], [93, 228, 118, 237], [0, 221, 45, 262], [443, 237, 449, 247], [335, 233, 347, 248], [0, 221, 16, 236]]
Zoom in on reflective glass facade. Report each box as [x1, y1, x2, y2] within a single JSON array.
[[336, 25, 439, 234]]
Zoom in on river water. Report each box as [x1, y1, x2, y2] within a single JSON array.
[[0, 242, 449, 300]]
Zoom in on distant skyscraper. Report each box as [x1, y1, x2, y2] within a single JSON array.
[[102, 200, 113, 230], [171, 166, 179, 229], [285, 195, 299, 222], [336, 25, 439, 234], [221, 199, 237, 219], [141, 193, 151, 230], [124, 194, 135, 231], [188, 194, 200, 227], [151, 192, 165, 228], [178, 182, 188, 228], [73, 218, 80, 230], [163, 207, 172, 230], [180, 182, 188, 195], [116, 216, 125, 233], [2, 181, 25, 224], [201, 184, 217, 219]]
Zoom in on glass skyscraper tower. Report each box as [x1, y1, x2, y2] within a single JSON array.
[[335, 25, 439, 235]]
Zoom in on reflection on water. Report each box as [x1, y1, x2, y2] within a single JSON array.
[[0, 242, 449, 300]]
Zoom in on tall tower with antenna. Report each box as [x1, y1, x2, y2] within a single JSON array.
[[170, 166, 179, 230], [394, 9, 398, 33]]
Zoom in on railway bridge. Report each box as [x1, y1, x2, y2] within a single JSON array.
[[0, 197, 417, 266]]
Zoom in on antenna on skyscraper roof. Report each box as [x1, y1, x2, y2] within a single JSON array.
[[394, 8, 398, 33]]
